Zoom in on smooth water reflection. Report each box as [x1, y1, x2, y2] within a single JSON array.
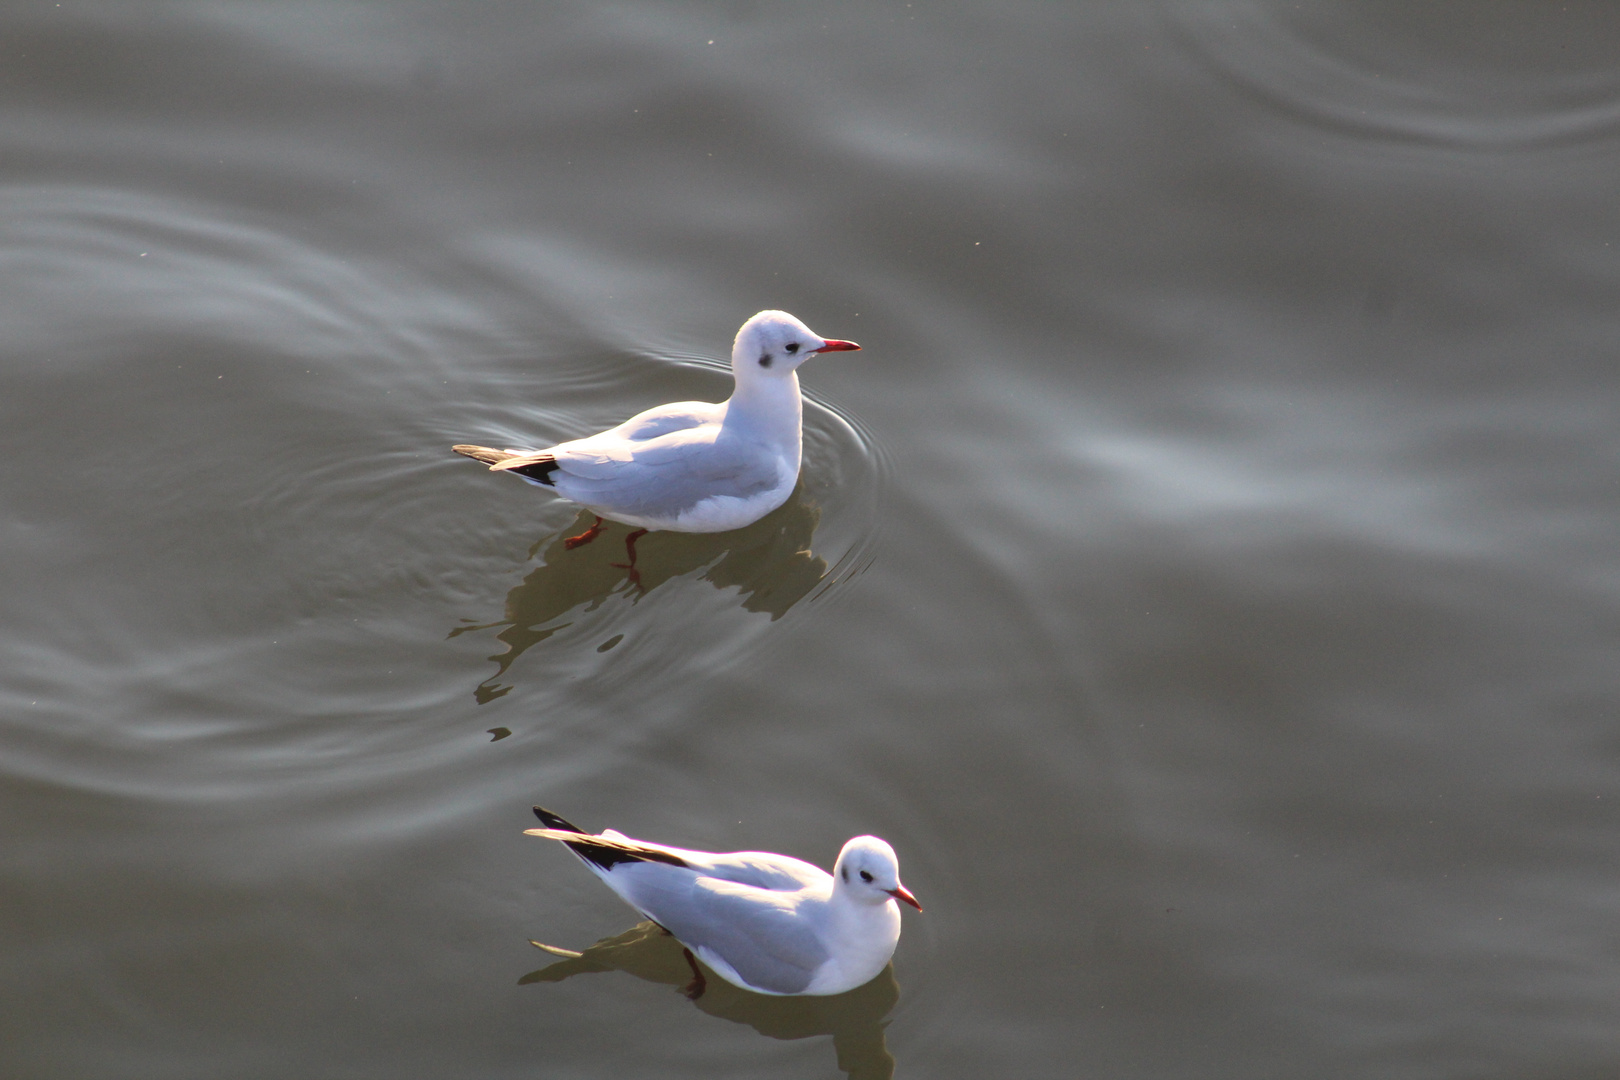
[[450, 487, 829, 702], [521, 921, 898, 1080]]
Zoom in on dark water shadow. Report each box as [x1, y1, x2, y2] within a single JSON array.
[[450, 486, 827, 703], [520, 921, 898, 1080]]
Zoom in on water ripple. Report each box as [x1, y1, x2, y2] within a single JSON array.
[[1168, 3, 1620, 149]]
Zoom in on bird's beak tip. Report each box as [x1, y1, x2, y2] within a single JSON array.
[[889, 886, 923, 912], [813, 339, 861, 353]]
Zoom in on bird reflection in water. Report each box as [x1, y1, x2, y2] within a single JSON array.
[[451, 485, 827, 703], [521, 921, 899, 1080]]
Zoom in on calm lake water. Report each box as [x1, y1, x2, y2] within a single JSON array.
[[5, 4, 1620, 1077]]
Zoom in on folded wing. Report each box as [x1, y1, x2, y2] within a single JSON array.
[[623, 872, 829, 995], [550, 427, 783, 518]]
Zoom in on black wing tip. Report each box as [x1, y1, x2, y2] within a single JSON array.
[[530, 806, 690, 871], [452, 446, 559, 485], [533, 806, 586, 833], [580, 843, 688, 871], [508, 457, 560, 485]]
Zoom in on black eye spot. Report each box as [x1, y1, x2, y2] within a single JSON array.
[[840, 866, 849, 883], [859, 869, 873, 883], [758, 351, 772, 368], [785, 342, 800, 354]]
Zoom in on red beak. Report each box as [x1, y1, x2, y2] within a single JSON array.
[[812, 339, 861, 353], [888, 885, 922, 912]]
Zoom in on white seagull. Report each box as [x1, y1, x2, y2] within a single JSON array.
[[454, 310, 860, 559], [525, 807, 920, 997]]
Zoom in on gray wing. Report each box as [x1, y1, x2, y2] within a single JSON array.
[[612, 867, 829, 997], [552, 427, 782, 518], [602, 402, 718, 443], [674, 850, 828, 892], [549, 403, 719, 479], [635, 875, 827, 995]]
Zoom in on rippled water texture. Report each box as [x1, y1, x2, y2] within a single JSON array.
[[5, 4, 1620, 1078]]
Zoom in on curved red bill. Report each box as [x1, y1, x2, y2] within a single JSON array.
[[812, 339, 861, 353], [888, 885, 923, 911]]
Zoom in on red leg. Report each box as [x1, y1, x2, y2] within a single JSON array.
[[611, 528, 649, 587], [680, 947, 707, 1000], [563, 515, 604, 550]]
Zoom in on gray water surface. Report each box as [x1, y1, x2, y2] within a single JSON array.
[[5, 4, 1620, 1078]]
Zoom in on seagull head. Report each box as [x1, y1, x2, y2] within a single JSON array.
[[833, 835, 922, 911], [732, 309, 860, 379]]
